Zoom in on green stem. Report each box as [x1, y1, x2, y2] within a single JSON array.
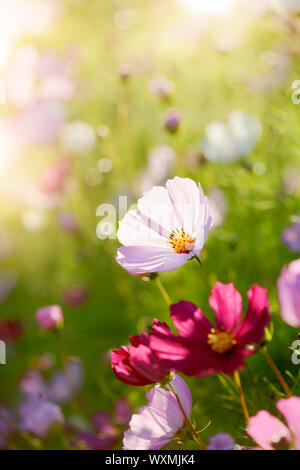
[[155, 277, 171, 306], [262, 347, 292, 397], [233, 370, 249, 423], [194, 256, 211, 289], [169, 383, 207, 450]]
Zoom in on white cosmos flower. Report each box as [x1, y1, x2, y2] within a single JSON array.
[[202, 111, 262, 163], [116, 176, 212, 275]]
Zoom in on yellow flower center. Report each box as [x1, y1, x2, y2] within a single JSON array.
[[168, 228, 195, 254], [207, 327, 236, 355]]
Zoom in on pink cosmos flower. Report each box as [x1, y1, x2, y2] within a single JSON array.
[[277, 258, 300, 327], [116, 177, 212, 275], [247, 396, 300, 450], [36, 305, 63, 331], [149, 282, 270, 376], [123, 374, 192, 450], [111, 320, 171, 386]]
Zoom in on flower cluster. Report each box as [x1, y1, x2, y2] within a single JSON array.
[[110, 176, 300, 451]]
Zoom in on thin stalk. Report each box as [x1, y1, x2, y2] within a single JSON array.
[[169, 383, 207, 450], [262, 347, 292, 397], [155, 277, 171, 306], [233, 370, 249, 423], [246, 364, 263, 409], [194, 256, 211, 289]]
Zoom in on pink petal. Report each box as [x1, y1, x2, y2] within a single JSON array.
[[116, 245, 189, 275], [235, 284, 270, 345], [277, 396, 300, 449], [170, 301, 212, 341], [123, 429, 170, 450], [117, 209, 169, 247], [277, 261, 300, 328], [165, 177, 212, 239], [247, 410, 291, 450], [209, 282, 242, 331], [129, 344, 168, 383], [167, 374, 192, 417]]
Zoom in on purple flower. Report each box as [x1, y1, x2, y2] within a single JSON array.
[[47, 357, 84, 404], [123, 374, 192, 450], [207, 433, 235, 450], [77, 398, 132, 450], [163, 108, 182, 133], [0, 406, 13, 449], [282, 220, 300, 252], [277, 258, 300, 327], [19, 398, 64, 438], [19, 357, 84, 405], [36, 305, 63, 331], [57, 212, 80, 234]]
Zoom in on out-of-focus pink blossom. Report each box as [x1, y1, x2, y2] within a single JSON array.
[[148, 75, 174, 100], [277, 258, 300, 327], [247, 396, 300, 450], [61, 286, 89, 307], [36, 305, 63, 331], [123, 374, 192, 450], [40, 157, 72, 194], [15, 100, 64, 147]]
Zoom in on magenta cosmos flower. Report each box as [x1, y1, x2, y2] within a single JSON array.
[[149, 282, 270, 376], [123, 374, 192, 450], [247, 396, 300, 450], [111, 320, 171, 386], [116, 177, 212, 275], [277, 258, 300, 328]]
